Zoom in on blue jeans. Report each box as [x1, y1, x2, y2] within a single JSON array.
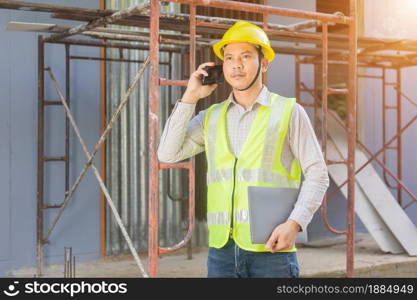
[[207, 237, 300, 278]]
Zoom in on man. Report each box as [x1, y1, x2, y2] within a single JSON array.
[[157, 20, 329, 278]]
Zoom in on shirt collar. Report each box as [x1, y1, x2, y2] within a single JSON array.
[[227, 85, 271, 111]]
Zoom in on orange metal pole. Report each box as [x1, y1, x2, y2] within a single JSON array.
[[195, 21, 322, 40], [187, 2, 196, 261], [167, 0, 350, 24], [148, 0, 160, 278], [329, 111, 417, 202], [295, 56, 300, 103], [319, 22, 345, 236], [262, 0, 268, 84], [158, 3, 197, 256], [263, 0, 268, 28], [381, 68, 399, 189], [328, 109, 417, 205], [159, 79, 188, 86], [396, 68, 403, 205], [346, 0, 357, 278], [321, 22, 328, 168]]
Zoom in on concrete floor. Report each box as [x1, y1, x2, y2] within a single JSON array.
[[10, 234, 417, 278]]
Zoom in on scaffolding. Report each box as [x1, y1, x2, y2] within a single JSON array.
[[2, 0, 417, 278]]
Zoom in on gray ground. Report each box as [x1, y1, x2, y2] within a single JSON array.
[[10, 234, 417, 278]]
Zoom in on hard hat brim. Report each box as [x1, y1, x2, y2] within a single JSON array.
[[213, 40, 275, 63]]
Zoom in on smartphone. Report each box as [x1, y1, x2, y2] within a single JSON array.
[[201, 65, 224, 85]]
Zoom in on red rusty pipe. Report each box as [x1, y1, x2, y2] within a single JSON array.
[[166, 0, 350, 24], [320, 193, 347, 235], [159, 161, 191, 169], [328, 109, 417, 206], [319, 22, 346, 237], [296, 34, 346, 237], [295, 56, 300, 104], [321, 23, 328, 166], [159, 162, 195, 254], [263, 0, 268, 29], [346, 0, 357, 277], [299, 81, 353, 237], [148, 0, 160, 278], [329, 111, 417, 201], [301, 77, 417, 206], [159, 79, 188, 86], [195, 21, 323, 41], [158, 2, 197, 258], [396, 68, 403, 205], [381, 68, 398, 190]]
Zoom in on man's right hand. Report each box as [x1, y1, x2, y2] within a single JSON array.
[[181, 62, 219, 104]]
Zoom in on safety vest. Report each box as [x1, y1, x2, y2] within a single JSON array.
[[203, 92, 302, 252]]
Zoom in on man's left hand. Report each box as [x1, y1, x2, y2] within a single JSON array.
[[265, 219, 301, 253]]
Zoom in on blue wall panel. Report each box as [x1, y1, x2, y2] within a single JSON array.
[[0, 0, 101, 276]]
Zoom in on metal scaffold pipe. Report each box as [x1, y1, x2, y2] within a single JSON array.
[[44, 58, 150, 278], [46, 1, 150, 41]]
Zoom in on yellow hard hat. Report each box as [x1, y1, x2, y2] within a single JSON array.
[[213, 20, 275, 62]]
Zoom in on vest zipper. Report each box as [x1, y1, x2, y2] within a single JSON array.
[[230, 157, 238, 237]]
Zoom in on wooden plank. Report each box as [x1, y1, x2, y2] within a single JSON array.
[[7, 21, 71, 33]]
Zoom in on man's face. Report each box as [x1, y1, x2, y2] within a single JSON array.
[[222, 42, 268, 90]]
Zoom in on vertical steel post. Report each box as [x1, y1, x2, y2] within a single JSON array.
[[396, 67, 403, 205], [382, 67, 387, 183], [100, 44, 107, 258], [189, 4, 196, 72], [262, 0, 268, 84], [36, 35, 45, 277], [99, 0, 107, 261], [168, 52, 172, 108], [187, 3, 197, 261], [321, 23, 328, 162], [346, 0, 357, 278], [295, 56, 300, 104], [320, 25, 331, 273], [148, 0, 160, 278], [262, 0, 268, 28], [65, 45, 71, 203], [313, 59, 319, 136], [382, 67, 399, 191]]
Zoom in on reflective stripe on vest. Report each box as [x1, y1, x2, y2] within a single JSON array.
[[207, 210, 250, 225], [204, 92, 301, 252], [207, 211, 229, 226], [207, 168, 299, 188]]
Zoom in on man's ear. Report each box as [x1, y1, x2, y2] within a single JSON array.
[[261, 57, 269, 73]]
